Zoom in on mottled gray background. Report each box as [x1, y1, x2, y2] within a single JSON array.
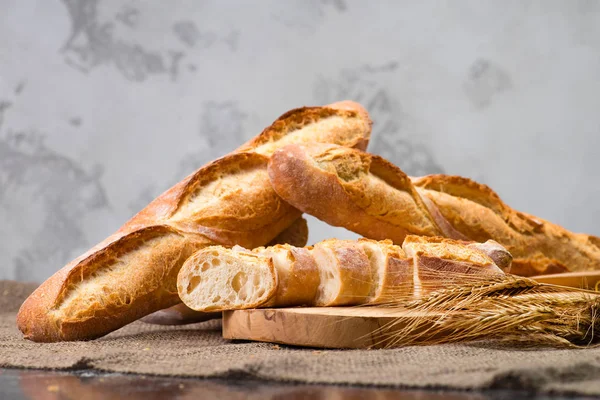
[[1, 0, 599, 282]]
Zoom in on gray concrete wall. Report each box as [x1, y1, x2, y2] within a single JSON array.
[[1, 0, 599, 282]]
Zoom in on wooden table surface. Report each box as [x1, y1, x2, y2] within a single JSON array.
[[0, 368, 586, 400]]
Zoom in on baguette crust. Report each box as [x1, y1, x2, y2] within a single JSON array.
[[413, 175, 600, 276], [238, 101, 371, 155], [17, 226, 211, 342], [18, 101, 372, 342], [269, 144, 600, 277]]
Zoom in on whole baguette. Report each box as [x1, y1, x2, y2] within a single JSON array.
[[17, 101, 372, 342], [141, 216, 309, 325], [267, 143, 600, 276], [177, 236, 507, 312]]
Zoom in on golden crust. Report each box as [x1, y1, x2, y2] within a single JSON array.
[[17, 226, 213, 342], [413, 175, 600, 276], [237, 101, 372, 154], [412, 175, 539, 235], [402, 235, 497, 267], [268, 143, 443, 243]]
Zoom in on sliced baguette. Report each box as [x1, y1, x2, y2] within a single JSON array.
[[178, 236, 509, 312]]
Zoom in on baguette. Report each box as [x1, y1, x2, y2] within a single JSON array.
[[17, 101, 372, 342], [177, 236, 506, 312], [267, 143, 600, 276]]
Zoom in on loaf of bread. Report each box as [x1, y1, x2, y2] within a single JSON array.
[[177, 236, 508, 312], [267, 143, 600, 276], [140, 216, 309, 325], [17, 101, 372, 342]]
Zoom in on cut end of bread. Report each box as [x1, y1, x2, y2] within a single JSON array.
[[311, 243, 342, 306], [177, 246, 277, 312], [357, 239, 387, 301]]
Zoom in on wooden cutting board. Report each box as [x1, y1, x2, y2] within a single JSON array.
[[223, 273, 600, 349], [222, 307, 440, 349], [531, 271, 600, 290]]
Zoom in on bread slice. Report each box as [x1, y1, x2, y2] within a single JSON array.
[[311, 240, 372, 306], [402, 236, 504, 297], [178, 246, 277, 311], [259, 244, 320, 307], [356, 239, 413, 303], [466, 240, 513, 272], [17, 101, 372, 342]]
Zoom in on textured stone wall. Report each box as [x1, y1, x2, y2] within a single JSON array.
[[1, 0, 599, 281]]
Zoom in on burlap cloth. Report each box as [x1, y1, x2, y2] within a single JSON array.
[[2, 281, 600, 395]]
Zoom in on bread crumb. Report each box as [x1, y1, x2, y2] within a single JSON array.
[[47, 385, 59, 392], [143, 347, 150, 351], [271, 344, 280, 350], [179, 384, 185, 389]]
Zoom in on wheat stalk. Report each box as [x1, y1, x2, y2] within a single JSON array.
[[371, 275, 600, 348]]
